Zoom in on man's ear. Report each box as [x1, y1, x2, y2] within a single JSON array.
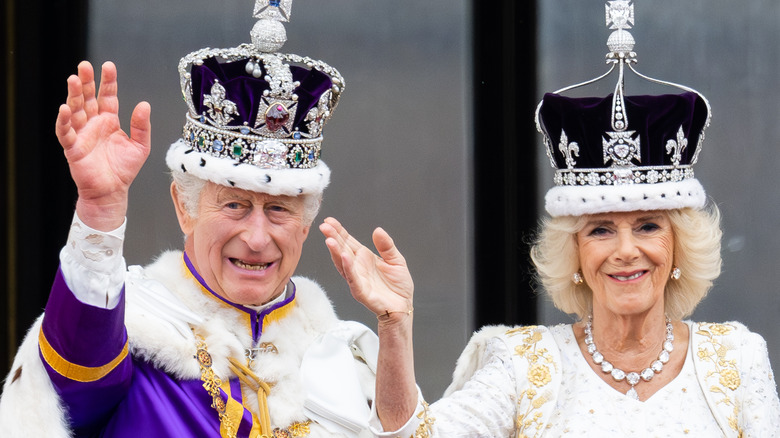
[[171, 181, 195, 235]]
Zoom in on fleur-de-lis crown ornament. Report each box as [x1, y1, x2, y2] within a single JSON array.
[[165, 0, 345, 197], [534, 0, 712, 217]]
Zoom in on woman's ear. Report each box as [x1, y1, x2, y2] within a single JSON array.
[[170, 181, 195, 235]]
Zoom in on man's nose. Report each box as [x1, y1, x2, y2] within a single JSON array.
[[242, 210, 272, 251]]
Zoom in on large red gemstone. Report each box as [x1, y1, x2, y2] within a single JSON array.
[[265, 103, 289, 132]]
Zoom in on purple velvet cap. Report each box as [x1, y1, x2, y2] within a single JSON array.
[[537, 91, 711, 216], [190, 57, 334, 137]]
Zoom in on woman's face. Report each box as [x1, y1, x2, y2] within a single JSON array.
[[576, 210, 675, 318]]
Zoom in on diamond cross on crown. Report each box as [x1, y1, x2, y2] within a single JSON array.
[[254, 0, 293, 22], [606, 1, 634, 30]]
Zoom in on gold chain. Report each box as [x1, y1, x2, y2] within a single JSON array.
[[194, 334, 237, 438], [194, 334, 312, 437]]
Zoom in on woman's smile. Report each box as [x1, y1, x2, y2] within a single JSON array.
[[608, 270, 647, 282]]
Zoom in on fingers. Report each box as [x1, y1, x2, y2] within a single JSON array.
[[323, 232, 364, 298], [323, 235, 347, 278], [321, 218, 413, 314], [130, 101, 152, 152], [333, 220, 370, 254], [320, 218, 366, 282], [55, 104, 76, 149], [65, 73, 88, 132], [320, 220, 346, 273], [96, 61, 119, 116], [372, 227, 406, 266], [322, 218, 401, 264], [320, 217, 352, 253], [63, 61, 99, 133], [69, 61, 118, 119], [78, 61, 98, 118], [321, 217, 347, 239]]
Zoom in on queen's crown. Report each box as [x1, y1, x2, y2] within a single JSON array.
[[534, 1, 713, 216]]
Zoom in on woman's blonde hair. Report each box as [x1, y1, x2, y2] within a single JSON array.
[[530, 205, 722, 321]]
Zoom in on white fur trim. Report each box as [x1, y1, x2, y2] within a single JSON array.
[[165, 139, 331, 196], [545, 178, 706, 216], [443, 325, 511, 397], [0, 317, 71, 437]]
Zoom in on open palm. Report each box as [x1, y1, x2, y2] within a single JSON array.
[[55, 61, 151, 229], [320, 217, 414, 318]]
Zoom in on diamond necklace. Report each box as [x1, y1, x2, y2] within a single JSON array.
[[584, 315, 674, 400]]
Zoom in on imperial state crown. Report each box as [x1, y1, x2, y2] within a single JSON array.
[[166, 0, 344, 197]]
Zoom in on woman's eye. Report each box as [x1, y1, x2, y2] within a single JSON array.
[[638, 223, 660, 232], [588, 227, 610, 236]]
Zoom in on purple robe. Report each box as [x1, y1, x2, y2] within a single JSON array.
[[39, 257, 297, 437]]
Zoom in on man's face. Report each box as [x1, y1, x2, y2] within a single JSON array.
[[174, 181, 310, 306]]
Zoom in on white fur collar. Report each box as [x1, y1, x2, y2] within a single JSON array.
[[125, 250, 342, 427]]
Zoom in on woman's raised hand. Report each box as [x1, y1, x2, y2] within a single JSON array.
[[55, 61, 151, 231], [320, 217, 414, 323]]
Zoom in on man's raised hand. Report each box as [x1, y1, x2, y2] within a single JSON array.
[[55, 61, 151, 231]]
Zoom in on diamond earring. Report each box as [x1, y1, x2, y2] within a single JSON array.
[[670, 266, 681, 280], [572, 272, 584, 285]]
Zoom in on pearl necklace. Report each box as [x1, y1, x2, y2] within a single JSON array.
[[584, 315, 674, 400]]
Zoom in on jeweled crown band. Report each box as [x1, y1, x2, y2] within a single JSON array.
[[183, 114, 322, 170], [554, 165, 694, 187]]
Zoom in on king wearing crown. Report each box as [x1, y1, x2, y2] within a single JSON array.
[[0, 1, 384, 437]]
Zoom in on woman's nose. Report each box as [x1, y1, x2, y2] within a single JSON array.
[[614, 229, 641, 262]]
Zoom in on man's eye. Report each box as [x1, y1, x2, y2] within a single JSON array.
[[226, 202, 242, 210]]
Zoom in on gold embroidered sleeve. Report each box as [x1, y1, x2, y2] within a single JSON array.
[[410, 401, 435, 438], [505, 326, 560, 438]]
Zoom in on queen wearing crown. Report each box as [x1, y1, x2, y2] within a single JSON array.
[[0, 1, 383, 437], [321, 2, 780, 436]]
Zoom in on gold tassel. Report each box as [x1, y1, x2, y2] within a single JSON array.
[[228, 357, 273, 435]]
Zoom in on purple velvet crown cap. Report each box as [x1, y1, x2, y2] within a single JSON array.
[[539, 92, 708, 171], [538, 91, 710, 217], [191, 57, 333, 135]]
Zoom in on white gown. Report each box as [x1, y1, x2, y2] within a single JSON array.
[[545, 324, 723, 436], [372, 323, 780, 437]]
